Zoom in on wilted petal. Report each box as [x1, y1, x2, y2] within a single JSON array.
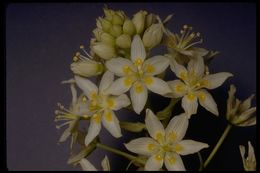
[[110, 94, 130, 111], [85, 114, 102, 146], [79, 158, 97, 171], [102, 110, 122, 138], [99, 71, 114, 93], [177, 140, 209, 155], [181, 94, 198, 117], [144, 76, 172, 95], [167, 80, 188, 98], [131, 35, 146, 62], [164, 152, 185, 171], [101, 155, 110, 171], [144, 153, 164, 171], [106, 58, 136, 77], [124, 137, 160, 156], [143, 56, 169, 75], [75, 75, 98, 99], [196, 89, 219, 116], [187, 56, 204, 77], [106, 77, 133, 95], [130, 82, 148, 114], [202, 72, 233, 89]]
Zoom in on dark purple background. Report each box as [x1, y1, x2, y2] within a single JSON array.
[[6, 3, 256, 171]]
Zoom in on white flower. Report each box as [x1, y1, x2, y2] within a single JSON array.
[[79, 155, 110, 171], [106, 35, 171, 114], [75, 71, 131, 146], [239, 141, 256, 171], [167, 56, 233, 117], [124, 109, 209, 171]]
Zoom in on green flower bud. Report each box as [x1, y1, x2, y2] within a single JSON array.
[[145, 13, 157, 28], [92, 28, 103, 41], [103, 8, 114, 21], [142, 23, 163, 49], [100, 32, 115, 45], [123, 19, 136, 36], [70, 59, 103, 77], [112, 13, 124, 25], [109, 25, 122, 37], [116, 34, 131, 49], [132, 10, 147, 34], [99, 17, 112, 32], [92, 42, 116, 60]]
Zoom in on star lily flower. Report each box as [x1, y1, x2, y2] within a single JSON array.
[[106, 35, 171, 114], [75, 71, 130, 146], [125, 109, 209, 171], [239, 141, 256, 171], [79, 155, 110, 171], [167, 56, 233, 117]]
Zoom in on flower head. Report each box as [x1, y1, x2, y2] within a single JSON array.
[[239, 141, 256, 171], [226, 85, 256, 126], [74, 71, 130, 146], [106, 35, 171, 114], [79, 155, 110, 171], [167, 56, 233, 117], [125, 109, 209, 171]]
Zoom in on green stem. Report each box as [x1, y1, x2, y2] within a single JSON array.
[[96, 143, 146, 166], [203, 124, 232, 169], [198, 152, 204, 171]]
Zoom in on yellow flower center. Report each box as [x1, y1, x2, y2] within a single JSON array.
[[187, 93, 196, 101], [124, 77, 133, 87], [92, 113, 101, 123], [106, 98, 115, 108], [175, 84, 184, 93], [146, 64, 155, 73], [123, 65, 132, 75], [155, 154, 163, 161], [134, 83, 143, 93], [143, 76, 153, 85], [148, 143, 156, 151], [134, 58, 143, 66], [105, 111, 113, 122]]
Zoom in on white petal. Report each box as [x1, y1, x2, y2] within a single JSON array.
[[145, 109, 165, 141], [187, 56, 205, 77], [110, 94, 130, 111], [79, 158, 97, 171], [105, 57, 136, 77], [102, 110, 122, 138], [177, 140, 209, 155], [165, 113, 189, 142], [106, 77, 133, 95], [101, 155, 110, 171], [130, 82, 148, 114], [167, 80, 188, 98], [85, 114, 102, 146], [124, 137, 160, 156], [164, 152, 186, 171], [70, 83, 77, 105], [182, 94, 198, 117], [75, 75, 98, 99], [202, 72, 233, 89], [169, 58, 188, 80], [144, 76, 172, 95], [131, 35, 146, 62], [143, 55, 169, 75], [196, 89, 219, 116], [144, 153, 164, 171], [99, 71, 114, 93]]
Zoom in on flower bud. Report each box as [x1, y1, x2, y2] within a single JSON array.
[[109, 25, 122, 37], [132, 10, 147, 34], [92, 42, 116, 60], [142, 23, 163, 49], [123, 19, 136, 36], [70, 60, 103, 77], [145, 13, 157, 28], [92, 28, 103, 41], [100, 32, 115, 46], [119, 121, 146, 132], [116, 34, 131, 49], [112, 12, 124, 25], [99, 17, 112, 32], [103, 8, 114, 21]]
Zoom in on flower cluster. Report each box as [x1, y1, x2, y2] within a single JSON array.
[[54, 6, 256, 171]]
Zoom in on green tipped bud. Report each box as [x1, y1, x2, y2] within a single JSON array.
[[109, 25, 122, 37], [142, 23, 163, 49], [93, 28, 103, 41], [132, 10, 147, 34], [99, 17, 112, 32], [123, 19, 136, 36], [92, 42, 116, 60], [112, 13, 124, 25], [145, 13, 157, 28], [100, 32, 115, 45], [70, 59, 103, 77], [116, 34, 131, 49]]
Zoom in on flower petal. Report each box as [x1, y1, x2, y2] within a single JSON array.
[[238, 94, 255, 113], [85, 114, 102, 146], [130, 82, 148, 114], [99, 71, 114, 93], [106, 77, 133, 95], [167, 80, 188, 98], [177, 140, 209, 155], [202, 72, 233, 89], [165, 113, 189, 142], [181, 94, 198, 117], [70, 83, 77, 105], [105, 57, 136, 77], [110, 94, 130, 111], [144, 153, 164, 171], [145, 109, 165, 142], [79, 158, 97, 171], [164, 152, 186, 171], [143, 55, 169, 75], [131, 35, 146, 62], [101, 155, 110, 171], [124, 137, 160, 156], [187, 56, 205, 77], [144, 76, 172, 95], [196, 89, 219, 116], [169, 58, 188, 80], [75, 75, 98, 99], [102, 110, 122, 138]]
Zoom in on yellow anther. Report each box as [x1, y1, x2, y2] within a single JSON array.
[[105, 112, 113, 122], [124, 77, 133, 87], [123, 65, 131, 75], [168, 157, 176, 164], [179, 72, 187, 80], [73, 56, 78, 62], [134, 83, 143, 93], [175, 85, 184, 93], [155, 154, 163, 161], [92, 114, 101, 123], [148, 143, 155, 151], [144, 76, 153, 85], [107, 98, 115, 108], [134, 58, 143, 66], [187, 93, 195, 101], [146, 64, 155, 73]]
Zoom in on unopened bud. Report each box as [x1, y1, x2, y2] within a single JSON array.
[[132, 10, 147, 34], [92, 42, 116, 60], [100, 32, 115, 46], [109, 25, 122, 37], [123, 19, 136, 36], [142, 23, 163, 49], [116, 34, 131, 49], [70, 60, 103, 77], [99, 17, 112, 32]]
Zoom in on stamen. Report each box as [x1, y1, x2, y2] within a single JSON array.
[[183, 39, 203, 49], [56, 121, 72, 129], [80, 44, 94, 59]]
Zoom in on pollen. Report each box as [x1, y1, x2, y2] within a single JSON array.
[[134, 58, 143, 66], [134, 83, 143, 93], [155, 154, 163, 161], [123, 65, 131, 75], [144, 76, 153, 85], [148, 143, 155, 151], [107, 98, 115, 108], [124, 77, 133, 87], [105, 112, 113, 122], [92, 114, 101, 123], [146, 64, 155, 73], [187, 93, 195, 101]]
